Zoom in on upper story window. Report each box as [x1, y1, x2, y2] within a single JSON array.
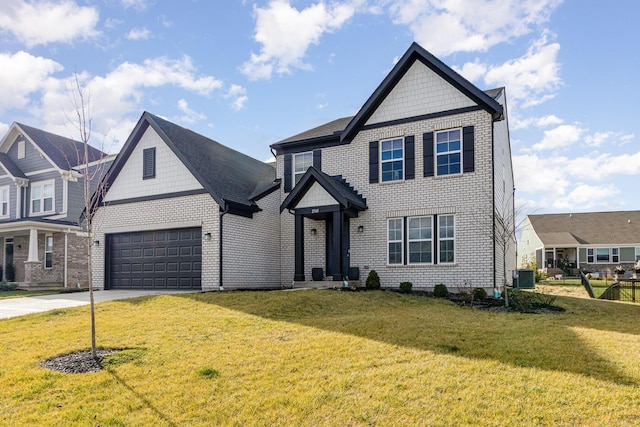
[[0, 186, 8, 217], [31, 180, 54, 214], [17, 140, 25, 159], [381, 138, 404, 182], [143, 147, 156, 179], [293, 152, 313, 185], [436, 129, 461, 176]]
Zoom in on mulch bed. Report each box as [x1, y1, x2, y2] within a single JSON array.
[[42, 349, 122, 374]]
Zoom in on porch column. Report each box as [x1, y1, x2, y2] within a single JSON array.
[[27, 228, 39, 262], [331, 210, 342, 281], [294, 214, 305, 281]]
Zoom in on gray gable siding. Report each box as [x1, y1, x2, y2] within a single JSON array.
[[8, 136, 56, 173]]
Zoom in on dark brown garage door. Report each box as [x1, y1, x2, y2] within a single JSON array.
[[106, 227, 202, 289]]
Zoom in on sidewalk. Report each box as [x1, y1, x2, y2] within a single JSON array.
[[0, 289, 196, 320]]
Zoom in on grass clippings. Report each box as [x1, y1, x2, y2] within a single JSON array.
[[1, 289, 639, 426]]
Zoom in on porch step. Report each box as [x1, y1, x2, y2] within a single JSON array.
[[291, 280, 361, 290]]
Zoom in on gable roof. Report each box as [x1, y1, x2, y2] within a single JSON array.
[[14, 123, 105, 169], [271, 42, 504, 153], [0, 153, 27, 179], [101, 112, 278, 217], [280, 166, 367, 213], [528, 211, 640, 245]]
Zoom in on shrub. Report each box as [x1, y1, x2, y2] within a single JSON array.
[[365, 270, 381, 290], [0, 283, 17, 291], [433, 283, 449, 297], [472, 287, 487, 301], [196, 367, 220, 379], [508, 290, 559, 313], [399, 281, 413, 293], [5, 263, 15, 282]]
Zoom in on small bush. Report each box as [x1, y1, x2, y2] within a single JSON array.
[[399, 281, 413, 293], [508, 290, 559, 313], [0, 283, 17, 291], [472, 287, 487, 301], [365, 270, 381, 290], [433, 283, 449, 297], [197, 367, 220, 379]]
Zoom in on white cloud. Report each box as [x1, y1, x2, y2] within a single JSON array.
[[0, 122, 9, 137], [0, 0, 99, 46], [241, 0, 356, 80], [386, 0, 563, 56], [483, 36, 561, 107], [226, 84, 248, 111], [533, 124, 584, 151], [175, 99, 206, 124], [511, 114, 563, 130], [453, 59, 488, 82], [127, 27, 151, 40], [513, 153, 570, 199], [584, 131, 635, 147], [0, 51, 63, 113], [551, 183, 620, 210], [120, 0, 148, 10]]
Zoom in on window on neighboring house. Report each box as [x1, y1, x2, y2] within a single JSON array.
[[293, 152, 313, 185], [438, 215, 455, 263], [381, 138, 404, 182], [612, 247, 619, 263], [0, 187, 8, 217], [44, 235, 53, 269], [596, 248, 610, 262], [587, 248, 594, 263], [436, 129, 461, 176], [18, 140, 25, 159], [408, 216, 432, 264], [387, 218, 404, 264], [30, 181, 54, 214], [143, 147, 156, 179]]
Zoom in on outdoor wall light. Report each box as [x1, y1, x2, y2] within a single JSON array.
[[17, 244, 21, 249], [203, 232, 212, 241], [93, 240, 100, 247], [357, 225, 364, 233], [310, 228, 317, 235]]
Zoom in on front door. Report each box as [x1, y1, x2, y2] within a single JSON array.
[[325, 213, 350, 280], [5, 238, 14, 281]]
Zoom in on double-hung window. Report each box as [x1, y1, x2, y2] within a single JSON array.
[[44, 235, 53, 269], [436, 129, 461, 176], [408, 217, 432, 264], [388, 218, 404, 264], [438, 215, 455, 263], [381, 138, 404, 182], [293, 152, 313, 185], [0, 186, 9, 217], [587, 248, 594, 263], [31, 181, 54, 214]]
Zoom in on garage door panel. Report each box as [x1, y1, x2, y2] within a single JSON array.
[[107, 227, 202, 290]]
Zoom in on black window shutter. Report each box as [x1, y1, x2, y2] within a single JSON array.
[[423, 132, 434, 177], [404, 136, 415, 180], [283, 154, 292, 192], [143, 147, 156, 179], [369, 141, 379, 183], [463, 126, 475, 173], [313, 149, 321, 171]]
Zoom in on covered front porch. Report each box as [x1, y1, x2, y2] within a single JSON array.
[[281, 167, 367, 284], [0, 220, 87, 289]]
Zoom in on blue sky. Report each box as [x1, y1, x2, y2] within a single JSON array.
[[0, 0, 639, 216]]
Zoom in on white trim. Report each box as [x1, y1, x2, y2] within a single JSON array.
[[25, 168, 57, 176], [437, 214, 456, 264], [15, 185, 21, 219], [435, 128, 463, 177], [407, 215, 434, 265], [380, 137, 405, 183], [0, 186, 9, 218], [62, 179, 68, 214], [0, 221, 80, 234], [293, 151, 313, 186], [17, 140, 25, 159], [29, 179, 55, 216], [71, 153, 116, 171]]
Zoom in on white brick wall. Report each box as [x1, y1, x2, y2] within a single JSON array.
[[104, 127, 202, 202], [278, 109, 500, 290], [366, 61, 475, 125]]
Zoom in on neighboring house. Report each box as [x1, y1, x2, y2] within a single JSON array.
[[90, 112, 280, 290], [90, 42, 515, 292], [271, 42, 515, 291], [519, 211, 640, 275], [0, 123, 112, 288]]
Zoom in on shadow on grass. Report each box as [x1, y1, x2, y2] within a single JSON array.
[[173, 290, 640, 386]]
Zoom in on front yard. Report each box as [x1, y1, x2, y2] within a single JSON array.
[[1, 290, 638, 426]]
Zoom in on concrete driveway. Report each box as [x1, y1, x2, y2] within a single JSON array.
[[0, 289, 197, 320]]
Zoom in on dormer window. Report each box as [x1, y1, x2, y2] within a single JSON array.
[[18, 140, 25, 159], [31, 180, 54, 214], [143, 147, 156, 179]]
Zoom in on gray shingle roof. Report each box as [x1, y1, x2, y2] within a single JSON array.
[[274, 116, 353, 145], [0, 153, 26, 179], [529, 211, 640, 245], [17, 123, 105, 169]]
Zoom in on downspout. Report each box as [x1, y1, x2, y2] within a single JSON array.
[[491, 118, 497, 291], [64, 228, 69, 288], [219, 204, 229, 291]]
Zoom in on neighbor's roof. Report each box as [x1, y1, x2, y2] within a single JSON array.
[[102, 112, 278, 216], [16, 123, 105, 169], [528, 211, 640, 245]]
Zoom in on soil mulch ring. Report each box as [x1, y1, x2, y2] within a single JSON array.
[[42, 349, 122, 374]]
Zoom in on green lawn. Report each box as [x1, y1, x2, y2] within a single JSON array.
[[0, 289, 63, 300], [1, 290, 639, 426]]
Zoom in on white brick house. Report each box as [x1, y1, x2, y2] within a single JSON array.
[[272, 42, 515, 291], [91, 42, 515, 292]]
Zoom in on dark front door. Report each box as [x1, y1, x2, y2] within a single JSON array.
[[325, 211, 349, 280], [106, 227, 202, 290]]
